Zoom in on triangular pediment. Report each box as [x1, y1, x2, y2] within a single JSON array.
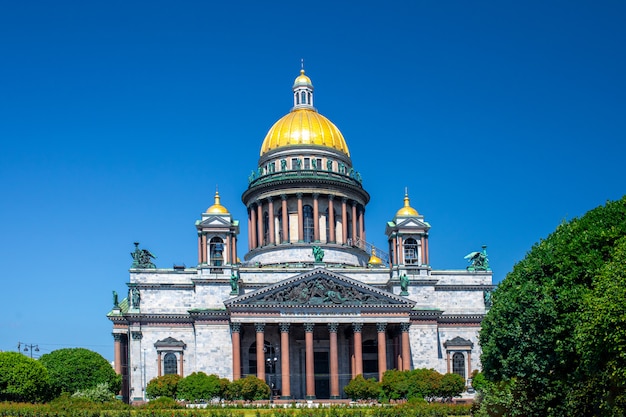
[[394, 218, 429, 229], [225, 268, 415, 312], [199, 216, 231, 227]]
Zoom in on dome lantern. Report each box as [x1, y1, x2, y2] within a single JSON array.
[[292, 68, 314, 110]]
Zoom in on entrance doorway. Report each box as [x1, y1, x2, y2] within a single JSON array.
[[314, 351, 330, 399]]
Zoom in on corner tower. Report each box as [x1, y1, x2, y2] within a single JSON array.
[[242, 69, 370, 266]]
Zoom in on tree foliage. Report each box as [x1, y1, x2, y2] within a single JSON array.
[[39, 348, 121, 397], [0, 352, 51, 403], [146, 374, 182, 399], [479, 196, 626, 416], [176, 372, 224, 401]]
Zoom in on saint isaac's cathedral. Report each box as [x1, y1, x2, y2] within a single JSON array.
[[108, 69, 493, 403]]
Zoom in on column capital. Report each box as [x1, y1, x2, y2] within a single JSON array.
[[131, 331, 143, 340], [279, 323, 291, 333], [401, 322, 411, 332], [231, 322, 241, 333], [376, 322, 387, 333], [328, 194, 335, 201], [312, 193, 320, 200], [281, 193, 288, 201], [255, 199, 263, 207], [328, 323, 339, 333], [112, 333, 123, 342], [352, 323, 363, 333], [254, 323, 265, 333], [266, 196, 273, 203], [342, 197, 348, 203], [304, 323, 315, 333], [296, 192, 303, 199]]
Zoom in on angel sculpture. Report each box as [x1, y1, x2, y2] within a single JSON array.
[[465, 245, 490, 271]]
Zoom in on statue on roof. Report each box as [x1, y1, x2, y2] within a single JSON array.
[[130, 287, 141, 308], [230, 272, 239, 295], [112, 291, 119, 307], [312, 246, 324, 263], [400, 274, 409, 296], [465, 245, 490, 271], [131, 242, 157, 269]]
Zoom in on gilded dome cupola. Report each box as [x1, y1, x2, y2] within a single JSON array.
[[396, 190, 419, 217], [259, 69, 350, 157], [206, 189, 229, 214]]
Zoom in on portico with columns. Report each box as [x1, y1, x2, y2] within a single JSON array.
[[225, 268, 414, 399]]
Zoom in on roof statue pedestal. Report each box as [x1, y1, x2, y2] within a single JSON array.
[[107, 67, 493, 404]]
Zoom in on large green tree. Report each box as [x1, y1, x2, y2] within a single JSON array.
[[479, 196, 626, 416], [39, 348, 121, 396], [0, 351, 51, 403]]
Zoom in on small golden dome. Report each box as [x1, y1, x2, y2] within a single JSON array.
[[206, 190, 229, 214], [293, 69, 312, 88], [260, 108, 350, 156], [368, 249, 383, 265], [396, 191, 419, 217]]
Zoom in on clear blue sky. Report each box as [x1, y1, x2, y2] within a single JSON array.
[[1, 1, 624, 361]]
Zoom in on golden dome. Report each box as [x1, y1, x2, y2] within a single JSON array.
[[396, 191, 419, 217], [206, 190, 229, 214], [293, 69, 312, 88], [260, 108, 350, 156]]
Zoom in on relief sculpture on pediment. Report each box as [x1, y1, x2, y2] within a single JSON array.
[[257, 277, 395, 305]]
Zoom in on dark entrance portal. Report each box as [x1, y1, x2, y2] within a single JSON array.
[[314, 351, 330, 399]]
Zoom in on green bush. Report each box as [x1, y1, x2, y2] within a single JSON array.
[[140, 396, 184, 409], [177, 372, 224, 401], [71, 382, 115, 402], [344, 375, 380, 400], [226, 375, 270, 401], [146, 374, 183, 399], [0, 351, 51, 403]]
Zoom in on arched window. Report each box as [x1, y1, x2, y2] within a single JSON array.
[[325, 208, 337, 243], [263, 212, 270, 245], [453, 352, 465, 379], [303, 205, 314, 243], [404, 238, 419, 265], [164, 353, 177, 375], [209, 237, 224, 267], [301, 91, 306, 104]]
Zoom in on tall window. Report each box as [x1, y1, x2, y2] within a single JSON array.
[[263, 212, 270, 245], [278, 207, 289, 243], [453, 353, 465, 379], [303, 205, 314, 243], [209, 237, 224, 266], [164, 353, 177, 375], [362, 339, 378, 380], [325, 208, 336, 243], [346, 213, 353, 244], [404, 238, 419, 264]]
